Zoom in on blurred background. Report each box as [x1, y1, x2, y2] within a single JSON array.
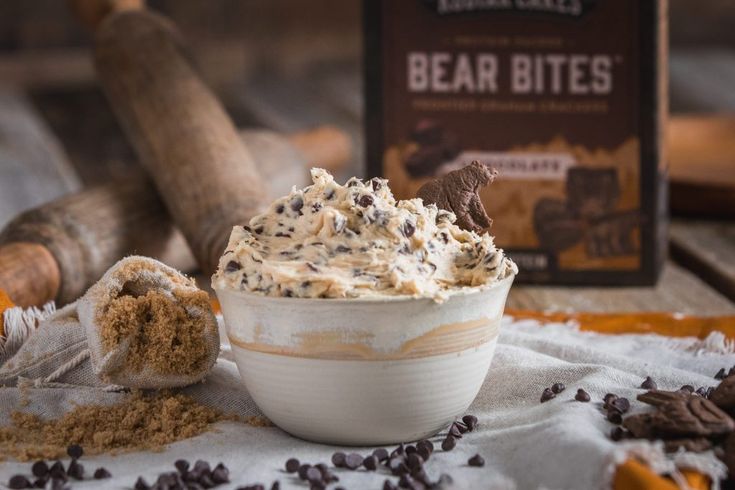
[[1, 0, 734, 309]]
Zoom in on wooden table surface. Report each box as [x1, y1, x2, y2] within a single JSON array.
[[1, 61, 734, 316]]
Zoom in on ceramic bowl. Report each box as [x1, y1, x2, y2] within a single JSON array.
[[215, 274, 514, 445]]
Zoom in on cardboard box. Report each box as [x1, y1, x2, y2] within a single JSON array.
[[364, 0, 668, 285]]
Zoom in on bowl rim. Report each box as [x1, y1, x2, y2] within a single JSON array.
[[214, 271, 515, 307]]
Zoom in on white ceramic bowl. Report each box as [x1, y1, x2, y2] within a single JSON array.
[[215, 274, 514, 445]]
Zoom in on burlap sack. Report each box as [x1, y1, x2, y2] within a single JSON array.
[[77, 256, 219, 389], [0, 256, 219, 390]]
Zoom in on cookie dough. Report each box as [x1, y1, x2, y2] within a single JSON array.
[[212, 169, 516, 301]]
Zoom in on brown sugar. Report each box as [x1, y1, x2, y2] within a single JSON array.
[[99, 288, 213, 376], [0, 391, 236, 461]]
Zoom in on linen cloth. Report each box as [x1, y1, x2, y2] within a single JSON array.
[[0, 314, 732, 490]]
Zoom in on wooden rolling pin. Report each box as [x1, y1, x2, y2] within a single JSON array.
[[0, 126, 350, 308], [91, 7, 269, 276]]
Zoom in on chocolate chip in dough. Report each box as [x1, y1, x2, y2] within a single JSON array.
[[285, 458, 300, 473], [540, 388, 556, 403], [290, 197, 304, 212], [468, 454, 485, 467], [275, 204, 285, 214], [93, 468, 112, 479], [401, 221, 416, 238], [358, 195, 374, 207], [551, 383, 566, 394], [575, 389, 591, 402], [640, 376, 657, 390]]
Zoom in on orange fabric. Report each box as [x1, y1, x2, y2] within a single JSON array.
[[614, 460, 710, 490], [0, 288, 15, 337]]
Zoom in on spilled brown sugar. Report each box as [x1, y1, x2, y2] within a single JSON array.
[[99, 288, 212, 376], [0, 392, 237, 461]]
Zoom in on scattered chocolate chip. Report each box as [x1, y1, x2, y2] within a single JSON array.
[[305, 467, 322, 484], [358, 195, 374, 207], [551, 383, 566, 394], [610, 427, 626, 441], [695, 386, 708, 397], [175, 459, 190, 474], [405, 444, 417, 455], [391, 444, 405, 458], [607, 410, 623, 425], [575, 389, 591, 402], [383, 480, 398, 490], [212, 463, 229, 484], [610, 397, 631, 413], [462, 415, 478, 431], [134, 476, 150, 490], [680, 385, 695, 394], [389, 458, 409, 476], [93, 468, 111, 479], [441, 436, 456, 451], [8, 475, 31, 489], [66, 444, 83, 460], [344, 453, 363, 470], [449, 423, 464, 438], [373, 448, 390, 461], [32, 477, 47, 489], [398, 474, 417, 488], [468, 454, 485, 467], [49, 461, 66, 479], [285, 458, 300, 473], [298, 464, 312, 480], [603, 393, 618, 409], [540, 388, 556, 403], [271, 482, 281, 490], [406, 453, 423, 471], [67, 460, 84, 480], [716, 368, 727, 380], [363, 455, 379, 471], [31, 461, 48, 478], [640, 376, 657, 390]]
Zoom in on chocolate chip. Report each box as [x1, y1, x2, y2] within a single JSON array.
[[254, 226, 264, 234], [640, 376, 657, 390], [406, 453, 424, 471], [271, 482, 281, 490], [441, 436, 456, 451], [8, 475, 31, 489], [175, 459, 190, 474], [305, 467, 322, 484], [607, 410, 623, 425], [290, 197, 304, 212], [344, 453, 363, 470], [363, 455, 379, 471], [390, 443, 405, 458], [401, 221, 416, 238], [32, 477, 47, 489], [449, 423, 464, 438], [285, 458, 300, 473], [371, 179, 383, 191], [551, 383, 566, 394], [93, 468, 111, 479], [398, 474, 418, 489], [212, 463, 229, 484], [66, 445, 83, 460], [134, 476, 150, 490], [335, 245, 351, 253], [358, 195, 374, 207], [331, 452, 346, 467], [67, 460, 84, 480], [468, 454, 485, 467], [716, 368, 727, 380], [611, 397, 631, 413], [383, 480, 398, 490], [575, 389, 591, 402], [462, 415, 478, 431], [275, 204, 285, 214], [695, 386, 708, 397], [540, 388, 556, 403], [603, 393, 618, 408], [31, 461, 48, 478], [49, 461, 66, 479], [298, 464, 312, 480], [610, 427, 625, 441], [389, 458, 409, 476], [680, 385, 695, 394], [373, 448, 389, 461]]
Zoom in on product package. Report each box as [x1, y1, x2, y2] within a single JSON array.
[[364, 0, 668, 284]]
